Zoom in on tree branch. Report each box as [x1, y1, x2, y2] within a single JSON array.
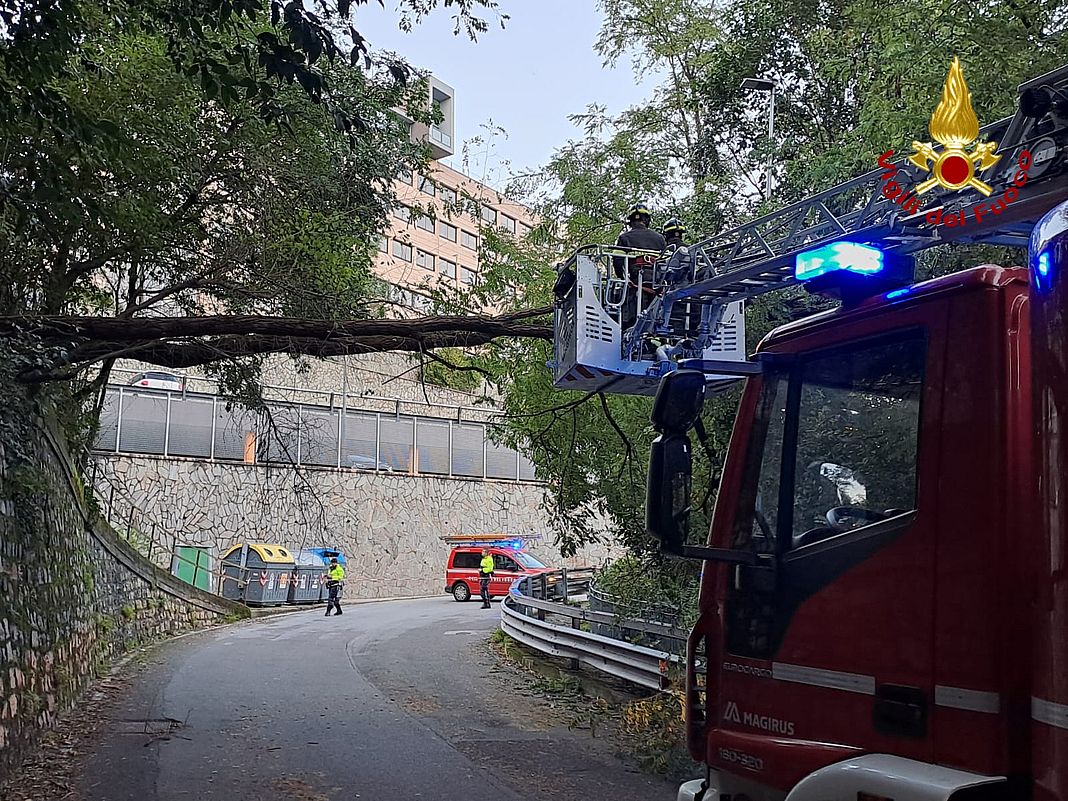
[[4, 308, 554, 382]]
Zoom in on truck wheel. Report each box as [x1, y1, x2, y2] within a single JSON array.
[[452, 582, 471, 602]]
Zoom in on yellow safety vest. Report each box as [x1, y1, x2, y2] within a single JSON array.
[[480, 555, 495, 575], [328, 564, 345, 581]]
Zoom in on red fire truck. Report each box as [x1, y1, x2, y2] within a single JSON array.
[[551, 62, 1068, 800]]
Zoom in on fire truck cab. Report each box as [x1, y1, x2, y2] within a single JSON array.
[[662, 263, 1034, 800], [548, 62, 1068, 801]]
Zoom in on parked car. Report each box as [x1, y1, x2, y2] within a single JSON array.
[[127, 371, 185, 391], [444, 544, 550, 602], [347, 455, 395, 472]]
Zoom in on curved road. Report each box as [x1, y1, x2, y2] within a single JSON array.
[[79, 597, 678, 801]]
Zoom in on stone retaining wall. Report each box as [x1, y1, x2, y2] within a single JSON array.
[[92, 453, 620, 599], [0, 415, 246, 783]]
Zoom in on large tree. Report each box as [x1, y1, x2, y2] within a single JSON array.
[[0, 2, 553, 388], [458, 0, 1068, 558]]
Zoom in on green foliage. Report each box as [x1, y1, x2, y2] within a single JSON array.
[[0, 0, 503, 145], [594, 555, 699, 627], [420, 348, 482, 393], [120, 605, 136, 620], [2, 20, 426, 319], [453, 0, 1068, 563], [620, 691, 696, 779]]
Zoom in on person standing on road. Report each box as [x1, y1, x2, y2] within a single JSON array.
[[324, 557, 345, 616], [479, 549, 495, 609]]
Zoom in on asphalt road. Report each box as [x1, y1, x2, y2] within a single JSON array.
[[78, 597, 679, 801]]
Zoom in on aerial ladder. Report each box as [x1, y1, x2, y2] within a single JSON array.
[[550, 62, 1068, 396]]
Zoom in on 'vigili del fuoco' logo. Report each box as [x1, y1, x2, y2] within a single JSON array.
[[876, 57, 1032, 228]]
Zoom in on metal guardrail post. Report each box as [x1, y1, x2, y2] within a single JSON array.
[[569, 616, 581, 670], [561, 568, 569, 601], [538, 574, 548, 620]]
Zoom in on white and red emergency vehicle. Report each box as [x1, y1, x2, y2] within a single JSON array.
[[551, 62, 1068, 801]]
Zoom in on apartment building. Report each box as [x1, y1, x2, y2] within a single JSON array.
[[375, 78, 536, 311]]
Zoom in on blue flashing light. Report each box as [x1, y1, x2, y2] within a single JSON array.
[[795, 241, 885, 282], [1035, 250, 1054, 293], [885, 287, 912, 300]]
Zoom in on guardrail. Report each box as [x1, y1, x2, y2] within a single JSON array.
[[501, 568, 691, 691]]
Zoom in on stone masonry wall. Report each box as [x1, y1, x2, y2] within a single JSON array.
[[92, 453, 620, 599], [0, 414, 246, 783]]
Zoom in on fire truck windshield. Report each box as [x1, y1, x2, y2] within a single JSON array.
[[732, 331, 926, 553]]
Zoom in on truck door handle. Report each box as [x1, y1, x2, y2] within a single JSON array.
[[873, 684, 927, 738]]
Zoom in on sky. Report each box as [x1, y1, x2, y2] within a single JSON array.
[[353, 1, 661, 187]]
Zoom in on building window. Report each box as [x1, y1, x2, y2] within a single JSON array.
[[440, 258, 457, 279], [461, 230, 478, 250], [500, 215, 516, 234], [392, 205, 411, 224], [416, 213, 435, 233], [440, 186, 457, 204], [480, 206, 497, 227], [416, 250, 435, 271], [398, 170, 413, 186], [439, 221, 457, 242], [518, 221, 531, 238], [377, 235, 388, 252], [461, 266, 476, 285], [419, 176, 435, 196], [392, 241, 413, 262]]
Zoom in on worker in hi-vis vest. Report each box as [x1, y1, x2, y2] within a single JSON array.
[[479, 549, 495, 609], [324, 557, 345, 616]]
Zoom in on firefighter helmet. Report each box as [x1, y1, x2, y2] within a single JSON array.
[[662, 217, 686, 238], [626, 202, 652, 223]]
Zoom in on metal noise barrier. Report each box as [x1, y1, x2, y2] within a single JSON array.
[[500, 568, 685, 692]]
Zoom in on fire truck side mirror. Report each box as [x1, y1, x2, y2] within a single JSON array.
[[650, 369, 706, 435], [646, 432, 693, 555]]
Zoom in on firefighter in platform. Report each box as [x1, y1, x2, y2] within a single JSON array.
[[324, 557, 345, 616], [613, 202, 666, 332], [659, 217, 692, 285], [479, 549, 495, 609]]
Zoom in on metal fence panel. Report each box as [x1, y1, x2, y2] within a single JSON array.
[[451, 423, 485, 477], [417, 418, 450, 475], [486, 441, 519, 480], [167, 396, 214, 458], [214, 403, 258, 461], [96, 385, 538, 484], [519, 454, 537, 482], [379, 417, 414, 472], [95, 389, 120, 451], [300, 406, 340, 466], [118, 391, 167, 454], [259, 406, 299, 464], [341, 411, 377, 468]]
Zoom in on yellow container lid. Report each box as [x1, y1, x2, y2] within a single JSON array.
[[222, 543, 295, 564]]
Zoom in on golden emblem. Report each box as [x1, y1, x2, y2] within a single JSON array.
[[908, 57, 1001, 196]]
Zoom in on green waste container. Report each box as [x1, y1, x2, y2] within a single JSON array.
[[221, 543, 295, 606], [171, 546, 213, 592], [288, 551, 326, 604]]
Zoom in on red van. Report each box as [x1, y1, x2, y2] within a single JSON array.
[[444, 545, 550, 602]]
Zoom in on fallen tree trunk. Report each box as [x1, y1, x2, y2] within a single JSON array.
[[0, 307, 553, 381]]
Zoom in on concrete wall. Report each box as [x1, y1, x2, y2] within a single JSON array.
[[92, 453, 620, 599], [0, 410, 246, 782]]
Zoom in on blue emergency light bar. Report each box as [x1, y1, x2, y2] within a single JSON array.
[[795, 241, 886, 282]]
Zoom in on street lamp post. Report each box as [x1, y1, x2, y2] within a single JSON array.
[[740, 77, 776, 199]]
